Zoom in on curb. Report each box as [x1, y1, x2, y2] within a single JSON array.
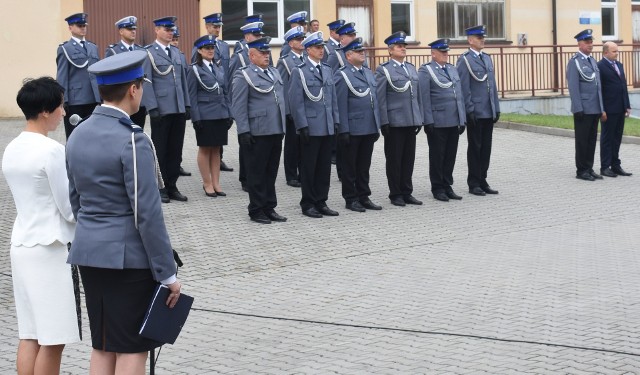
[[496, 121, 640, 145]]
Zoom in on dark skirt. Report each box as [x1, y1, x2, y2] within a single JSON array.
[[194, 119, 229, 147], [79, 266, 163, 353]]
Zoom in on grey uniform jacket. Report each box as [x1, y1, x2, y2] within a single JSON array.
[[375, 60, 423, 127], [289, 61, 339, 136], [105, 41, 145, 57], [187, 62, 231, 122], [327, 48, 368, 72], [276, 53, 305, 115], [566, 52, 603, 115], [230, 41, 274, 76], [280, 43, 291, 58], [141, 43, 191, 116], [456, 49, 500, 119], [191, 39, 231, 88], [56, 38, 101, 105], [66, 106, 176, 282], [322, 38, 339, 63], [418, 61, 466, 128], [231, 64, 286, 136], [334, 63, 381, 135]]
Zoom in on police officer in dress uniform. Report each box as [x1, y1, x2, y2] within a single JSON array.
[[57, 13, 100, 139], [277, 26, 307, 188], [322, 19, 345, 64], [105, 16, 148, 130], [418, 39, 466, 202], [290, 31, 340, 218], [280, 11, 308, 58], [231, 37, 287, 224], [567, 29, 605, 182], [334, 38, 382, 212], [375, 31, 424, 207], [141, 16, 191, 202], [456, 25, 500, 196], [327, 22, 368, 73]]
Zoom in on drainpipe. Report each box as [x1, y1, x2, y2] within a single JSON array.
[[552, 0, 559, 92]]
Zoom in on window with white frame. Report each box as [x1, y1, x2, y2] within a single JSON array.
[[602, 0, 618, 40], [391, 0, 415, 40], [436, 0, 505, 39], [221, 0, 311, 42]]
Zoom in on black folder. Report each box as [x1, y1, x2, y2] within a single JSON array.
[[139, 284, 194, 344]]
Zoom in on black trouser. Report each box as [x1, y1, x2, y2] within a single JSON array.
[[64, 103, 98, 139], [283, 116, 300, 182], [130, 106, 147, 130], [466, 118, 494, 188], [574, 113, 599, 175], [151, 113, 186, 190], [243, 134, 283, 217], [426, 126, 459, 194], [600, 112, 625, 170], [238, 145, 246, 184], [299, 135, 332, 211], [384, 126, 417, 199], [339, 133, 378, 203]]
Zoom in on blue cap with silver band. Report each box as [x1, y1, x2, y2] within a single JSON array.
[[284, 26, 305, 42], [302, 31, 325, 48], [240, 21, 264, 34], [115, 16, 137, 29], [287, 11, 308, 24], [89, 50, 147, 85]]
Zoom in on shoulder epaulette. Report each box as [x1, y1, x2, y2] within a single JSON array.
[[190, 62, 198, 66], [338, 66, 347, 71], [296, 62, 306, 68], [321, 62, 330, 67], [280, 54, 289, 59], [405, 61, 415, 66], [238, 66, 248, 70], [461, 50, 470, 56], [108, 43, 117, 48], [144, 44, 153, 49], [134, 44, 142, 48], [86, 40, 96, 45], [59, 41, 68, 46], [380, 61, 390, 66]]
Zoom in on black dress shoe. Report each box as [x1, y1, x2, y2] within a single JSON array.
[[203, 186, 217, 197], [403, 195, 423, 205], [250, 212, 271, 224], [576, 172, 595, 181], [469, 187, 486, 196], [390, 196, 406, 206], [317, 206, 339, 216], [303, 207, 323, 218], [265, 211, 287, 222], [601, 168, 617, 178], [589, 170, 603, 179], [160, 189, 170, 203], [168, 190, 188, 202], [433, 192, 449, 202], [346, 201, 366, 212], [612, 166, 632, 176], [481, 186, 499, 194], [220, 160, 234, 172], [360, 199, 382, 210], [179, 167, 191, 176], [286, 179, 302, 188], [446, 191, 463, 200]]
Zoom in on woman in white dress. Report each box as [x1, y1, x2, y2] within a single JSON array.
[[2, 77, 80, 374]]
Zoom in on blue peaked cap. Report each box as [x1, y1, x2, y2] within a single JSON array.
[[89, 50, 147, 85]]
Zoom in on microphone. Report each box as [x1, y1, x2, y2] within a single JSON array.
[[69, 114, 83, 126]]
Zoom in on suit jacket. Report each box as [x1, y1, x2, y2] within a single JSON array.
[[456, 49, 500, 119], [375, 60, 423, 127], [276, 52, 305, 115], [231, 64, 286, 136], [66, 105, 176, 282], [105, 41, 144, 57], [141, 43, 190, 115], [191, 39, 231, 84], [418, 61, 466, 128], [187, 61, 231, 122], [289, 60, 339, 136], [566, 52, 603, 115], [56, 38, 101, 105], [334, 63, 380, 135], [598, 58, 630, 114], [322, 38, 339, 63]]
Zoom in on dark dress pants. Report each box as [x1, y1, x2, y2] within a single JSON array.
[[574, 113, 599, 175], [384, 126, 417, 199], [466, 117, 494, 188], [299, 135, 332, 211], [427, 126, 459, 194], [130, 106, 147, 130], [283, 116, 300, 182], [64, 103, 98, 139], [150, 113, 186, 191], [238, 145, 246, 185], [340, 133, 378, 203], [600, 112, 625, 170], [243, 134, 283, 217]]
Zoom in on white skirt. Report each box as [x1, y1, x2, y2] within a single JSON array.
[[10, 242, 81, 345]]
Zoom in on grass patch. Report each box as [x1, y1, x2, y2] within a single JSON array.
[[501, 113, 640, 137]]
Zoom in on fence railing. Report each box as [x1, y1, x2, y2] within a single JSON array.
[[365, 44, 640, 98]]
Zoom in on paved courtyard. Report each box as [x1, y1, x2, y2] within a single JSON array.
[[1, 119, 639, 374]]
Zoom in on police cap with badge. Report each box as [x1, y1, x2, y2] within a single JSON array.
[[574, 29, 593, 41], [89, 50, 148, 86], [65, 13, 88, 25], [287, 11, 308, 25], [245, 14, 263, 23], [247, 36, 272, 52], [342, 37, 364, 53], [384, 31, 407, 46], [284, 26, 306, 42], [302, 31, 325, 48], [240, 21, 265, 35], [194, 35, 217, 49], [327, 19, 345, 31], [336, 22, 357, 36], [465, 25, 486, 37], [153, 16, 177, 28], [116, 16, 137, 29], [204, 13, 223, 25], [429, 38, 450, 52]]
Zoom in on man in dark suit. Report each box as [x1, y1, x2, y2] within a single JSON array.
[[598, 41, 633, 177]]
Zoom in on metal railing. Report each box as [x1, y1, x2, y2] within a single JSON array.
[[365, 44, 640, 98]]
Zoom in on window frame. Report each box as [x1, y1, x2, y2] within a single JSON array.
[[391, 0, 415, 42], [437, 0, 506, 40], [601, 0, 618, 41]]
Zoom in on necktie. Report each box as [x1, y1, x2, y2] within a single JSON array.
[[442, 65, 450, 79], [612, 61, 621, 77], [80, 41, 87, 51], [165, 47, 171, 58], [316, 65, 323, 79], [400, 63, 409, 75], [128, 46, 133, 51], [263, 69, 273, 80], [209, 63, 214, 73]]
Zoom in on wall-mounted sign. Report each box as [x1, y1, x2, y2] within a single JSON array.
[[580, 11, 601, 25]]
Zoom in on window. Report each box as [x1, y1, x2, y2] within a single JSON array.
[[391, 0, 414, 40], [437, 0, 505, 39], [221, 0, 311, 42], [602, 0, 618, 40]]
